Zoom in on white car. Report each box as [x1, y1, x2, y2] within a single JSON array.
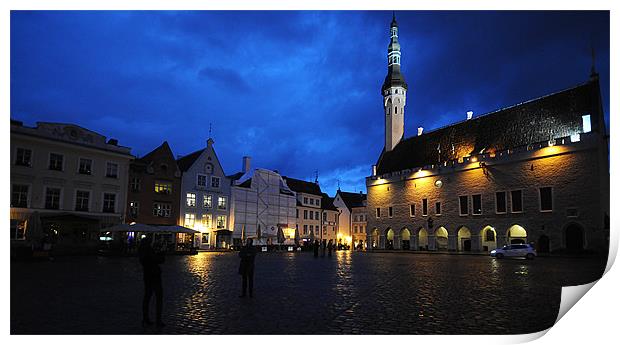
[[490, 244, 537, 259]]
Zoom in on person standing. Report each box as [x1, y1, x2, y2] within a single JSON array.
[[138, 234, 165, 329], [327, 239, 334, 257], [238, 238, 257, 298], [313, 239, 319, 258], [321, 239, 327, 257]]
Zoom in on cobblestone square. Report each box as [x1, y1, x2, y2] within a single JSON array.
[[11, 251, 606, 334]]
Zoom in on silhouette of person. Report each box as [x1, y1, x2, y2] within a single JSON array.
[[327, 239, 334, 257], [138, 234, 165, 328], [238, 238, 257, 297], [321, 239, 327, 257], [313, 240, 319, 258]]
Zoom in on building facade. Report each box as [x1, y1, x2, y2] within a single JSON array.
[[320, 193, 340, 244], [231, 168, 297, 246], [283, 176, 324, 243], [333, 190, 367, 248], [351, 203, 368, 249], [125, 141, 182, 226], [366, 16, 609, 254], [10, 120, 133, 253], [177, 138, 233, 249]]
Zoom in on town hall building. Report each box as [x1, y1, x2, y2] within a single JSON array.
[[366, 15, 609, 254]]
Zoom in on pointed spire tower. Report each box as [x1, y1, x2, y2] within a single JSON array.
[[382, 12, 408, 152]]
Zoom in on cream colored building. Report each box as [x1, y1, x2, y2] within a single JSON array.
[[283, 176, 323, 243], [10, 120, 133, 253], [333, 190, 367, 248]]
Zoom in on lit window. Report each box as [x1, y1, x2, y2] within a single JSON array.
[[582, 114, 591, 133], [10, 219, 26, 240], [11, 184, 29, 208], [216, 215, 226, 229], [472, 195, 482, 215], [203, 194, 212, 208], [153, 203, 171, 217], [45, 187, 61, 210], [106, 162, 118, 178], [186, 193, 196, 207], [539, 187, 553, 212], [78, 158, 93, 175], [103, 193, 116, 213], [15, 148, 32, 167], [184, 213, 196, 227], [510, 190, 523, 213], [211, 176, 220, 188], [217, 196, 227, 210], [49, 153, 63, 171], [202, 214, 212, 228], [422, 199, 428, 216], [570, 133, 581, 142], [495, 192, 507, 214], [154, 182, 172, 194]]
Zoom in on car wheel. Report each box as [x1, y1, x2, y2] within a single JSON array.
[[526, 253, 534, 260], [496, 253, 504, 259]]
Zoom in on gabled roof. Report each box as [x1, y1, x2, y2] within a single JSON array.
[[176, 148, 205, 172], [376, 79, 601, 175], [282, 176, 322, 196], [337, 191, 367, 210], [321, 193, 339, 211], [139, 141, 174, 163]]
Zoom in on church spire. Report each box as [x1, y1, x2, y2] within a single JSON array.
[[382, 12, 407, 92]]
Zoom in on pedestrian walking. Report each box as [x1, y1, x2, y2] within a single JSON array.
[[313, 239, 319, 258], [321, 239, 327, 257], [138, 234, 165, 329], [238, 238, 257, 298], [327, 239, 333, 257]]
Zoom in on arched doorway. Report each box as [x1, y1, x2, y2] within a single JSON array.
[[480, 226, 497, 252], [565, 223, 584, 252], [457, 226, 472, 252], [538, 235, 550, 253], [506, 224, 527, 244], [401, 228, 411, 250], [418, 228, 428, 250], [386, 228, 394, 250], [435, 227, 448, 251], [371, 228, 379, 249]]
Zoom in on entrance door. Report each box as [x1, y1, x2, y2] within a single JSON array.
[[566, 224, 584, 252], [463, 239, 471, 252]]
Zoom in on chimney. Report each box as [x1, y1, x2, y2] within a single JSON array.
[[417, 127, 424, 136], [467, 111, 473, 120], [242, 156, 251, 173], [372, 165, 377, 176], [107, 138, 118, 146]]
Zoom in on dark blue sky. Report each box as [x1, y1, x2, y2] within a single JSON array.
[[10, 11, 610, 195]]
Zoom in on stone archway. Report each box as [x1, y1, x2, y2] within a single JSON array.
[[418, 228, 428, 250], [506, 224, 527, 244], [386, 228, 394, 250], [400, 228, 411, 250], [565, 223, 585, 252], [480, 226, 497, 252], [370, 228, 379, 250], [435, 227, 449, 251], [538, 234, 550, 253], [457, 226, 472, 252]]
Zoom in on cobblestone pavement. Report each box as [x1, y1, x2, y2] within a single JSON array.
[[11, 251, 606, 335]]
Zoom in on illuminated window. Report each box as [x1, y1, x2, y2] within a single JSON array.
[[75, 190, 89, 212], [216, 215, 226, 229], [45, 187, 61, 210], [197, 174, 207, 187], [582, 114, 591, 133], [435, 202, 441, 215], [472, 195, 482, 215], [495, 192, 507, 214], [203, 194, 212, 208], [129, 201, 139, 218], [570, 133, 581, 142], [10, 219, 26, 240], [410, 204, 415, 217], [510, 190, 523, 213], [153, 203, 171, 217], [105, 162, 118, 178], [217, 196, 227, 210], [49, 153, 63, 171], [78, 158, 92, 175], [15, 148, 32, 167], [388, 207, 393, 218], [184, 213, 195, 227], [186, 193, 196, 207], [202, 214, 212, 228], [459, 196, 468, 216], [211, 176, 220, 188], [102, 193, 116, 213], [154, 182, 172, 194], [539, 187, 553, 212], [11, 184, 29, 208], [422, 199, 428, 216]]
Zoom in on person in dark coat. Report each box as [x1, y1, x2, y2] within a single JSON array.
[[313, 240, 319, 258], [321, 239, 327, 257], [238, 238, 257, 297], [327, 239, 334, 257], [138, 234, 165, 328]]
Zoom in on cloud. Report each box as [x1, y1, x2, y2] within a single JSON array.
[[198, 66, 252, 92]]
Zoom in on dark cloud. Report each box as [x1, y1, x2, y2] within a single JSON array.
[[11, 11, 610, 195]]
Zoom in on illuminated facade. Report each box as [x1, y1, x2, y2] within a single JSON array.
[[366, 16, 609, 253], [283, 176, 324, 242], [177, 138, 232, 249], [333, 190, 367, 248]]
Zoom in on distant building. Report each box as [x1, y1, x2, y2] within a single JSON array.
[[320, 193, 340, 244], [366, 15, 609, 253], [333, 190, 367, 248], [283, 176, 324, 243], [231, 167, 297, 246], [125, 141, 181, 226], [10, 120, 133, 253], [176, 138, 232, 249]]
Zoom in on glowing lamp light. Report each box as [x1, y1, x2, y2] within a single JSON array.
[[548, 139, 556, 147], [470, 156, 477, 163], [570, 133, 581, 142]]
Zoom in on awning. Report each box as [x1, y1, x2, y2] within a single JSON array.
[[154, 225, 200, 234]]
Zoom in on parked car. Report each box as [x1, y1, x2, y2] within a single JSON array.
[[490, 244, 537, 259]]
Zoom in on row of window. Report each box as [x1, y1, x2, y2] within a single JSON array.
[[353, 214, 367, 222], [11, 184, 118, 213], [184, 213, 226, 229], [353, 225, 366, 234], [15, 148, 119, 178], [299, 209, 321, 220], [186, 193, 227, 210], [128, 201, 172, 218], [197, 174, 220, 189], [302, 196, 321, 207], [301, 224, 328, 236], [376, 187, 554, 218]]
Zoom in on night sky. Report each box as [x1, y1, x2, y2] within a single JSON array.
[[10, 11, 610, 195]]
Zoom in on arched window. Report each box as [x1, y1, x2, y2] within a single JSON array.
[[485, 230, 495, 242], [395, 107, 398, 114]]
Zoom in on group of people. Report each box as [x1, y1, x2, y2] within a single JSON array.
[[312, 239, 336, 258]]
